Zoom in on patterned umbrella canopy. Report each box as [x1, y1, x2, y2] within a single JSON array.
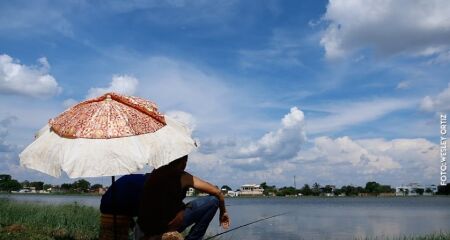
[[19, 92, 197, 178]]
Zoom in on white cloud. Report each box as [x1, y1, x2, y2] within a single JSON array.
[[132, 57, 238, 136], [232, 107, 306, 161], [87, 74, 138, 99], [396, 81, 410, 89], [0, 2, 74, 37], [0, 54, 61, 98], [296, 136, 438, 180], [0, 116, 18, 152], [298, 136, 401, 174], [306, 98, 415, 134], [239, 29, 305, 69], [420, 83, 450, 112], [62, 98, 78, 108], [166, 110, 196, 134], [320, 0, 450, 59]]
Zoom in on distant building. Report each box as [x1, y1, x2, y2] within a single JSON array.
[[396, 183, 438, 196], [240, 184, 264, 196], [225, 190, 239, 197]]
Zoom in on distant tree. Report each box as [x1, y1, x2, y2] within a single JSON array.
[[341, 185, 359, 196], [0, 175, 21, 192], [30, 181, 44, 191], [322, 185, 333, 194], [260, 182, 277, 196], [73, 179, 91, 192], [90, 184, 103, 191], [334, 188, 342, 196], [301, 184, 313, 196], [437, 184, 450, 195], [276, 186, 297, 196], [416, 188, 424, 195], [0, 174, 12, 181], [221, 185, 232, 191], [0, 179, 21, 192], [21, 180, 30, 188], [43, 184, 52, 191], [312, 182, 321, 196], [260, 182, 268, 189], [379, 185, 394, 193], [60, 183, 72, 191], [365, 181, 382, 195], [356, 186, 365, 194], [425, 188, 433, 194]]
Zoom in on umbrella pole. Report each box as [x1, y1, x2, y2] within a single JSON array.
[[112, 176, 117, 240]]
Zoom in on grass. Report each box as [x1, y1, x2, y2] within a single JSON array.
[[0, 199, 100, 240], [0, 199, 448, 240], [353, 231, 450, 240]]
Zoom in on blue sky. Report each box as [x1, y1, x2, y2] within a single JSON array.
[[0, 0, 449, 189]]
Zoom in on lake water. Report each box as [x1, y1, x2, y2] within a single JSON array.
[[1, 194, 450, 240]]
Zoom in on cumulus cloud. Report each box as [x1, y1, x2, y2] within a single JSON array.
[[0, 54, 61, 98], [185, 106, 439, 187], [87, 74, 138, 98], [166, 110, 196, 134], [320, 0, 450, 59], [0, 116, 17, 152], [298, 136, 401, 174], [296, 136, 438, 182], [232, 107, 307, 161], [420, 83, 450, 112], [306, 98, 415, 134]]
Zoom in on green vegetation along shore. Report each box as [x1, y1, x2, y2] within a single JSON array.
[[1, 199, 449, 240], [0, 199, 99, 240]]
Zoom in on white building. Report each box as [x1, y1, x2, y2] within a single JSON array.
[[396, 183, 438, 196], [226, 190, 239, 197], [240, 184, 264, 196]]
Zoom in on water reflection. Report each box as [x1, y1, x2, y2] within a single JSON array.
[[2, 195, 449, 240]]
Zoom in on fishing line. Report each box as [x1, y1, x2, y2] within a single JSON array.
[[204, 212, 289, 240]]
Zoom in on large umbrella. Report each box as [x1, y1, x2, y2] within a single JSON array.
[[19, 92, 197, 239], [20, 92, 197, 177]]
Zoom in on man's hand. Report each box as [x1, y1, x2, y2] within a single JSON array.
[[219, 212, 230, 230], [167, 210, 184, 231]]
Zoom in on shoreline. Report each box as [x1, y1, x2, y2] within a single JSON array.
[[1, 199, 449, 240]]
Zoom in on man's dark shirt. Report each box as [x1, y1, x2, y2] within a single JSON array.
[[137, 166, 187, 236], [100, 174, 147, 216]]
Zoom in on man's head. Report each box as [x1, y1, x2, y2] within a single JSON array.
[[168, 155, 188, 171]]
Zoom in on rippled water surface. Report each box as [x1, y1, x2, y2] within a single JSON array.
[[2, 194, 450, 240]]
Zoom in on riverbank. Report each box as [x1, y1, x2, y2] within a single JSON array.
[[0, 199, 99, 239], [0, 199, 449, 240]]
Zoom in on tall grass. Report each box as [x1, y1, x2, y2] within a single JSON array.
[[0, 199, 100, 239]]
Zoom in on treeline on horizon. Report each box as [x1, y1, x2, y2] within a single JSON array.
[[0, 174, 102, 193], [1, 174, 450, 196], [222, 181, 450, 196]]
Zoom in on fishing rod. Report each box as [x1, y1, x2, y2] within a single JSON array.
[[204, 212, 289, 240]]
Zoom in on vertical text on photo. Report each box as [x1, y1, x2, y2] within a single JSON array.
[[441, 114, 447, 186]]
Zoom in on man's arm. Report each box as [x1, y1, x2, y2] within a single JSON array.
[[181, 172, 230, 229]]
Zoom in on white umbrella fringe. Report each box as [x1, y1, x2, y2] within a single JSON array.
[[19, 117, 197, 178]]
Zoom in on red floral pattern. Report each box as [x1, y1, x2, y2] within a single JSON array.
[[50, 92, 166, 139]]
